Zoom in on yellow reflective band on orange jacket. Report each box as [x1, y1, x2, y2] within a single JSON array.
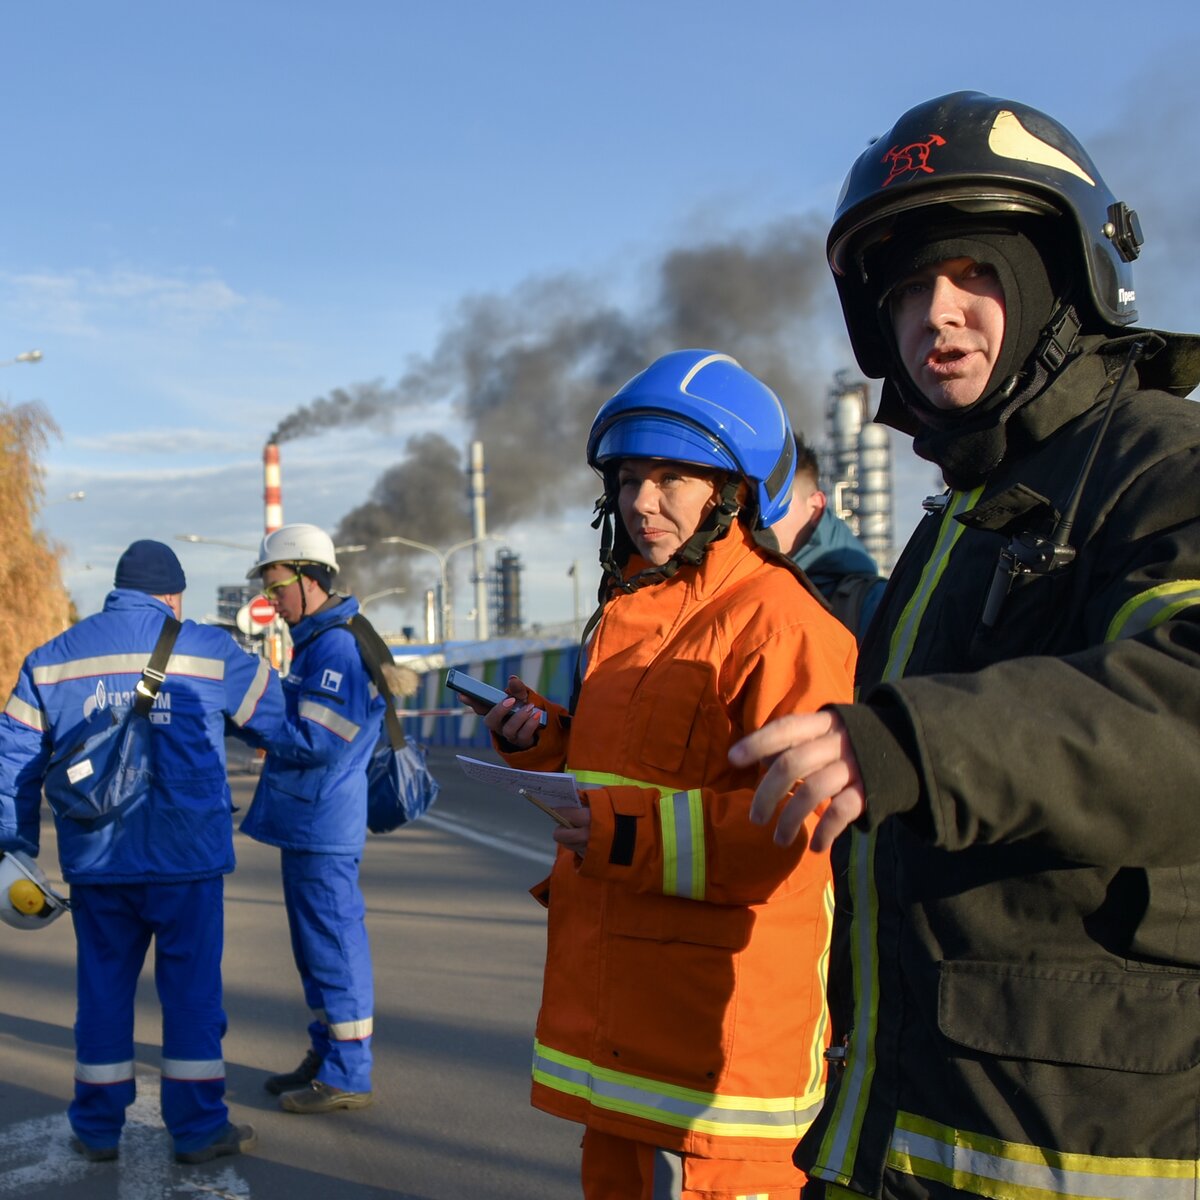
[[1105, 578, 1200, 643], [4, 693, 45, 731], [571, 769, 706, 899], [533, 1040, 825, 1141], [887, 1110, 1198, 1200]]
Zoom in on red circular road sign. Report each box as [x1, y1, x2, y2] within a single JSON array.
[[248, 596, 276, 626]]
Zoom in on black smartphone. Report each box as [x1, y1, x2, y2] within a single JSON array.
[[446, 668, 548, 727]]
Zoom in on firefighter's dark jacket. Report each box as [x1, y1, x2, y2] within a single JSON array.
[[800, 331, 1200, 1200]]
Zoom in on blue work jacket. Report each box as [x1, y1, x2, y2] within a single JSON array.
[[241, 595, 382, 855], [0, 589, 284, 883]]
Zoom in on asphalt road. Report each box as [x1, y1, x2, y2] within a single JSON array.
[[0, 747, 581, 1199]]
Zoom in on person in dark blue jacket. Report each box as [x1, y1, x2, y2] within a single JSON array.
[[241, 523, 383, 1115], [0, 540, 284, 1165], [772, 434, 888, 641]]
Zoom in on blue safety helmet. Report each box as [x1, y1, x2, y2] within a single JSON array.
[[586, 350, 797, 529]]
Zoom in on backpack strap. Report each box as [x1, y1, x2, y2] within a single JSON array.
[[343, 613, 408, 750], [133, 616, 181, 717]]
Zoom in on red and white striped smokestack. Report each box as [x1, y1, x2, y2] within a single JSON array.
[[263, 440, 283, 533]]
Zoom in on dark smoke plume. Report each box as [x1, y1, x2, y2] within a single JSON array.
[[268, 215, 841, 597]]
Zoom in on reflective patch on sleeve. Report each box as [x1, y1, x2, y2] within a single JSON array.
[[4, 693, 46, 731], [231, 657, 271, 727], [1105, 580, 1200, 643], [298, 699, 361, 742], [660, 790, 705, 900]]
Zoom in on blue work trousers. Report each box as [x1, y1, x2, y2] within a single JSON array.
[[69, 878, 228, 1153], [281, 850, 373, 1092]]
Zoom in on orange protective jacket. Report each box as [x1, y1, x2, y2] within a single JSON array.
[[500, 521, 857, 1163]]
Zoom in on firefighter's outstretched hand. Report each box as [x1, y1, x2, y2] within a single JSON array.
[[730, 710, 865, 851]]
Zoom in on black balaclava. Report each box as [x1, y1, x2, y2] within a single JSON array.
[[868, 218, 1076, 487]]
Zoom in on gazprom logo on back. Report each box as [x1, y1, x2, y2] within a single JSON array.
[[82, 679, 172, 724]]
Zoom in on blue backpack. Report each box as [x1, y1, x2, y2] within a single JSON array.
[[43, 617, 180, 832], [344, 614, 440, 833]]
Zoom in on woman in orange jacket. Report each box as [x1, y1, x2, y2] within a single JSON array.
[[475, 350, 856, 1200]]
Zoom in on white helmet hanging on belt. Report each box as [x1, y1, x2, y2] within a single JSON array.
[[0, 850, 70, 931], [246, 524, 340, 580]]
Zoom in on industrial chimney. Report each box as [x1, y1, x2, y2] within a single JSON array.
[[263, 440, 283, 534]]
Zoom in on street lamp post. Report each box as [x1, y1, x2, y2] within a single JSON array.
[[359, 586, 407, 610], [374, 534, 498, 642]]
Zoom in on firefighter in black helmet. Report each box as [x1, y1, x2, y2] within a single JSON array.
[[733, 92, 1200, 1200]]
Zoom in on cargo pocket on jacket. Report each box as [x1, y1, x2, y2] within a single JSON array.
[[938, 959, 1200, 1073], [636, 660, 718, 776], [597, 890, 751, 1086]]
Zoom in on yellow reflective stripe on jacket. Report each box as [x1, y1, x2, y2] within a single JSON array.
[[1105, 579, 1200, 643], [888, 1110, 1198, 1200], [533, 1040, 824, 1140], [571, 768, 706, 899], [813, 827, 879, 1184], [298, 699, 361, 742], [884, 488, 984, 682], [4, 694, 45, 731], [230, 656, 271, 727], [817, 490, 982, 1184]]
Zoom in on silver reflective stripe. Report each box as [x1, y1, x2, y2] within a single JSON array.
[[4, 694, 45, 731], [661, 791, 704, 899], [165, 653, 225, 680], [161, 1057, 225, 1080], [328, 1017, 373, 1041], [32, 652, 225, 685], [75, 1060, 134, 1084], [35, 654, 155, 684], [298, 700, 361, 742], [889, 1117, 1197, 1200], [230, 657, 271, 727], [533, 1044, 822, 1138], [1105, 580, 1200, 643]]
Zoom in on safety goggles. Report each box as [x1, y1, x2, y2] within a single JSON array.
[[261, 572, 301, 600]]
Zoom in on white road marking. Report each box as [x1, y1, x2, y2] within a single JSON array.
[[0, 1074, 251, 1198], [420, 811, 556, 866]]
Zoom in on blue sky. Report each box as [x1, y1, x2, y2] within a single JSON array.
[[3, 2, 1198, 632]]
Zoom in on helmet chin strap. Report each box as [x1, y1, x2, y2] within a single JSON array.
[[592, 478, 743, 598]]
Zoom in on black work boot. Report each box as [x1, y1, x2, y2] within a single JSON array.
[[280, 1080, 373, 1113], [263, 1048, 323, 1095], [174, 1122, 257, 1165]]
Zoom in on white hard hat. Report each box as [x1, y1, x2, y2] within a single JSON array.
[[246, 523, 340, 580], [0, 850, 69, 932]]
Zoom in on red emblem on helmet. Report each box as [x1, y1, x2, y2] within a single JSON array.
[[880, 134, 947, 187]]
